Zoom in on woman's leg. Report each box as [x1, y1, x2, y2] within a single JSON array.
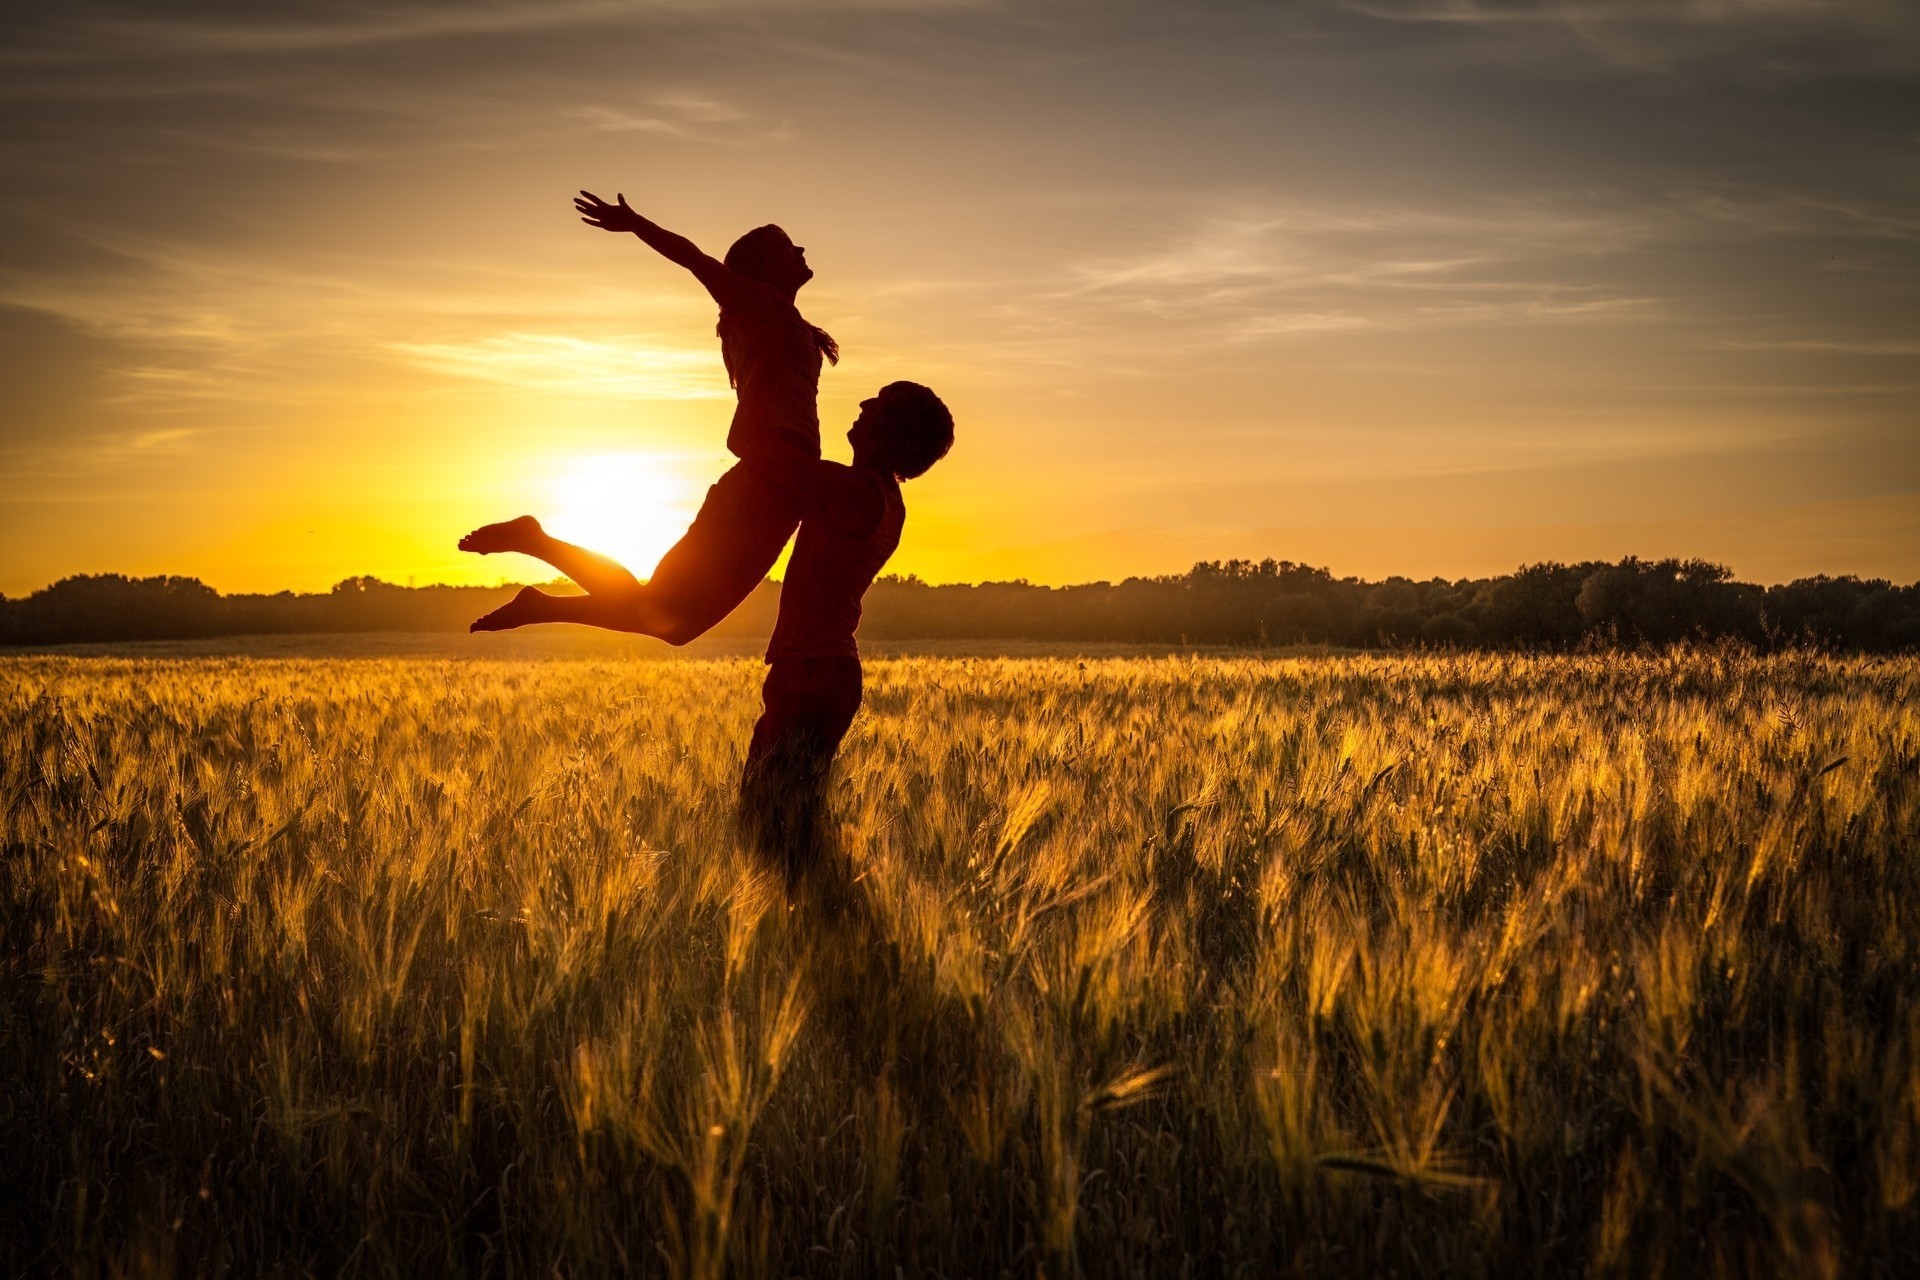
[[625, 463, 799, 641], [465, 463, 801, 643], [459, 515, 642, 598], [469, 584, 673, 634]]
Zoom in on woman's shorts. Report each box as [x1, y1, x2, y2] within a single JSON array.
[[644, 460, 803, 640]]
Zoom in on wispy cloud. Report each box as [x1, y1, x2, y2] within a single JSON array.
[[391, 333, 729, 399], [119, 426, 199, 452], [1332, 0, 1920, 77], [0, 425, 206, 484], [1713, 338, 1920, 356], [1033, 196, 1671, 348], [0, 0, 997, 65], [1675, 189, 1920, 242], [568, 97, 792, 146], [0, 211, 728, 405]]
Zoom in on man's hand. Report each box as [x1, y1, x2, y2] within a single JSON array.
[[575, 190, 644, 234]]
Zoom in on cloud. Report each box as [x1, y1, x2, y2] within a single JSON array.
[[390, 332, 729, 398], [1675, 189, 1920, 242], [0, 0, 996, 64], [0, 205, 737, 406], [120, 426, 198, 451], [568, 97, 793, 146], [1019, 195, 1673, 352], [1713, 338, 1920, 356], [1328, 0, 1920, 77], [0, 424, 205, 487], [944, 168, 1920, 375]]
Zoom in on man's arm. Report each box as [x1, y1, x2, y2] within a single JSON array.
[[574, 190, 757, 311], [800, 460, 887, 539]]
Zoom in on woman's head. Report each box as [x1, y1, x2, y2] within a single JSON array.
[[724, 224, 812, 292], [714, 222, 836, 382], [849, 381, 954, 480]]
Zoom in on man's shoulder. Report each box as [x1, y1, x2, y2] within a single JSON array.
[[799, 462, 888, 536]]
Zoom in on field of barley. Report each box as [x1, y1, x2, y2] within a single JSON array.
[[3, 648, 1917, 1278]]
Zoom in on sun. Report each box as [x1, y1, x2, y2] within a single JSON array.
[[542, 454, 698, 580]]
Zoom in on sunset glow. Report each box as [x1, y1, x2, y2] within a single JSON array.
[[1, 2, 1915, 594], [542, 454, 699, 582]]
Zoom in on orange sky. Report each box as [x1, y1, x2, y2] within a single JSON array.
[[2, 1, 1916, 596]]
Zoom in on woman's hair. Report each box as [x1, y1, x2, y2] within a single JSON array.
[[718, 225, 837, 386], [872, 381, 954, 480]]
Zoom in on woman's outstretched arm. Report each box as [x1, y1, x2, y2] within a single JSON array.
[[575, 190, 752, 309]]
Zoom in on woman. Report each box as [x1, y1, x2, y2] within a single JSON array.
[[461, 190, 837, 641]]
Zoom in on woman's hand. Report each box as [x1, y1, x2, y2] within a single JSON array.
[[575, 190, 644, 233], [572, 191, 729, 297]]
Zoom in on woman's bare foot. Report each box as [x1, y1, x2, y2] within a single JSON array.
[[470, 585, 552, 632], [459, 515, 544, 556]]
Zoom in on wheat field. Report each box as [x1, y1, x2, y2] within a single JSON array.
[[2, 649, 1916, 1278]]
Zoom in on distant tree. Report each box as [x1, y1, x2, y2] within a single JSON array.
[[1575, 558, 1763, 646], [2, 574, 224, 643], [1261, 591, 1331, 643], [3, 559, 1915, 651], [1420, 612, 1477, 647], [1764, 575, 1900, 647], [1475, 562, 1592, 649]]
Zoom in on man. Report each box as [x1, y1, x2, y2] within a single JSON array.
[[738, 380, 954, 899]]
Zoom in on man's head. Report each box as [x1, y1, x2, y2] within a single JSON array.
[[848, 381, 953, 481], [724, 224, 812, 292]]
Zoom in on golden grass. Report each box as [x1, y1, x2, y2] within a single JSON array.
[[2, 649, 1917, 1277]]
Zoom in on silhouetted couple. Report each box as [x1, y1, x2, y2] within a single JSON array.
[[460, 191, 953, 902]]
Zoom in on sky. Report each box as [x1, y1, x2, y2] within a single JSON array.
[[1, 0, 1916, 595]]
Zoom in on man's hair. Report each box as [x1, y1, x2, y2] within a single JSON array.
[[873, 381, 954, 480]]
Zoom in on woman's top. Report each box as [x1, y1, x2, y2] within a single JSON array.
[[718, 283, 825, 472]]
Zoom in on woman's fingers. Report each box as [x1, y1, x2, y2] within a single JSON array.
[[574, 188, 630, 230]]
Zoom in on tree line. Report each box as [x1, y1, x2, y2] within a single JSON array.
[[3, 558, 1917, 650]]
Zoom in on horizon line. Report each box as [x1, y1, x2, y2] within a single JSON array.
[[9, 554, 1920, 600]]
